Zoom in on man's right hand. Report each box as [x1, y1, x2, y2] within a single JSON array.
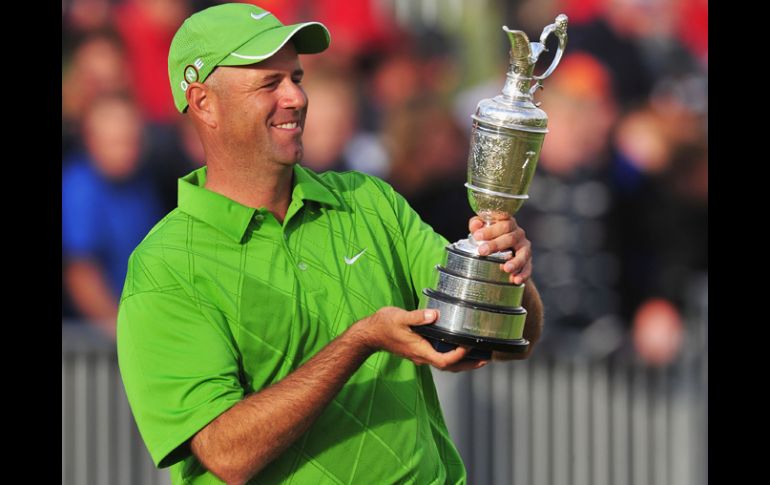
[[352, 307, 487, 372]]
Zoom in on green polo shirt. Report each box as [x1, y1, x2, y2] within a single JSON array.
[[117, 164, 466, 484]]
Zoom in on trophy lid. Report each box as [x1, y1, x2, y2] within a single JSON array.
[[471, 14, 569, 134]]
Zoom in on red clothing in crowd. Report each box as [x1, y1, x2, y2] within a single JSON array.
[[114, 0, 187, 123]]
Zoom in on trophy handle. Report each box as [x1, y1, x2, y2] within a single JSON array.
[[533, 14, 568, 82]]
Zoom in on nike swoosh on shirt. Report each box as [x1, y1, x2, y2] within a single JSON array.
[[344, 249, 367, 265], [251, 12, 271, 20]]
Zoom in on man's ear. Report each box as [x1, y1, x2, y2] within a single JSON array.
[[186, 82, 217, 129]]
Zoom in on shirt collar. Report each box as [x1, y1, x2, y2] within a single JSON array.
[[177, 164, 343, 244], [291, 164, 343, 208]]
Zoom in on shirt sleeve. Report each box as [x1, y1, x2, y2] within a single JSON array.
[[370, 178, 450, 308], [117, 270, 244, 469]]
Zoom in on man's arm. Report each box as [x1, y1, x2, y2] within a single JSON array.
[[190, 307, 470, 485], [492, 279, 544, 361]]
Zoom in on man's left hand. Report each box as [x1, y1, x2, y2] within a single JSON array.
[[468, 216, 532, 285]]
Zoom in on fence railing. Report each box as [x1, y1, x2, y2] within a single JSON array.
[[62, 323, 171, 485], [62, 285, 707, 485], [432, 349, 707, 485]]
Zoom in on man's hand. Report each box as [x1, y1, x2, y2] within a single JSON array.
[[468, 216, 543, 361], [354, 307, 488, 372], [469, 216, 532, 285]]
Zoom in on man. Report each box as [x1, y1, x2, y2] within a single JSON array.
[[117, 4, 543, 485]]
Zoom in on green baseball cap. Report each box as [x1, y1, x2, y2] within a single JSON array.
[[168, 3, 331, 113]]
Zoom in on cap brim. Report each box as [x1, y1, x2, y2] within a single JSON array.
[[219, 22, 330, 66]]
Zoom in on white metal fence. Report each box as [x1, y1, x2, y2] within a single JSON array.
[[62, 324, 171, 485], [432, 348, 707, 485], [62, 277, 706, 485]]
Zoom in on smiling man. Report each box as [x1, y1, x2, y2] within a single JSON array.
[[116, 4, 543, 485]]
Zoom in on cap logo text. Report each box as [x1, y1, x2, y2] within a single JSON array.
[[184, 66, 199, 83]]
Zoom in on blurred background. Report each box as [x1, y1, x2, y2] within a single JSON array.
[[62, 0, 707, 484]]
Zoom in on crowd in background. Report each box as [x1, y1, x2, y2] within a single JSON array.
[[62, 0, 707, 365]]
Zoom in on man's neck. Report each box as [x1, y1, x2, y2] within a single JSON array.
[[204, 161, 295, 224]]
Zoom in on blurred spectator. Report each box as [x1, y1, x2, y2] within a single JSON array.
[[362, 27, 458, 132], [632, 298, 684, 366], [62, 0, 115, 58], [149, 115, 206, 214], [412, 27, 461, 103], [251, 0, 403, 68], [113, 0, 190, 123], [300, 60, 391, 177], [566, 0, 706, 110], [63, 0, 113, 32], [567, 0, 655, 109], [612, 98, 707, 362], [514, 52, 625, 358], [363, 48, 424, 131], [674, 0, 708, 67], [382, 97, 474, 242], [113, 0, 194, 202], [300, 64, 360, 173], [62, 94, 164, 338], [62, 30, 130, 158]]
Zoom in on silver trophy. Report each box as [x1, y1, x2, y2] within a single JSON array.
[[415, 15, 569, 357]]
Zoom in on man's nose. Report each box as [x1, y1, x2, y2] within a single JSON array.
[[278, 80, 307, 110]]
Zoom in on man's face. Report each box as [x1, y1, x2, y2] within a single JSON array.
[[208, 43, 308, 167]]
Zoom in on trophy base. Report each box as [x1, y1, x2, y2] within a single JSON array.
[[413, 323, 529, 356], [428, 337, 493, 361]]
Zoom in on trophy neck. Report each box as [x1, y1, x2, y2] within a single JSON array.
[[501, 71, 536, 103], [501, 26, 538, 102]]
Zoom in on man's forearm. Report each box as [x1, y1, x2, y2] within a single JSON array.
[[191, 322, 375, 485], [493, 278, 544, 361], [521, 279, 544, 348]]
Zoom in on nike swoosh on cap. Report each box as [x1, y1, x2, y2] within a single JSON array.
[[251, 12, 271, 20]]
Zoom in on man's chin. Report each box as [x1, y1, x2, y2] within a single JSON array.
[[276, 150, 303, 167]]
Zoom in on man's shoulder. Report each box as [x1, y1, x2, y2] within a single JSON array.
[[305, 167, 398, 207], [121, 209, 192, 296], [133, 208, 190, 251]]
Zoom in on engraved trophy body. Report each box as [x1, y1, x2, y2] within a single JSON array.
[[414, 15, 569, 358]]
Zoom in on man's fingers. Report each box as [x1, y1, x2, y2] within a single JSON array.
[[407, 309, 440, 326], [506, 260, 532, 285], [468, 216, 485, 233], [509, 260, 532, 285], [472, 218, 517, 242], [477, 230, 519, 256], [443, 359, 489, 373], [502, 243, 531, 274], [421, 345, 470, 370], [406, 334, 486, 371]]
